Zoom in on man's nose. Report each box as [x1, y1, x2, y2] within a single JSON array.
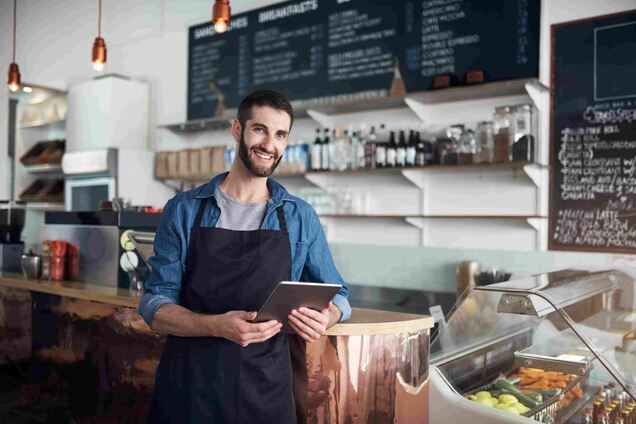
[[260, 133, 274, 150]]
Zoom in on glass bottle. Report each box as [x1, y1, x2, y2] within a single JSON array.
[[406, 130, 417, 167], [386, 131, 397, 167], [365, 126, 376, 169], [375, 126, 387, 168], [415, 132, 426, 167], [311, 128, 322, 171], [396, 130, 407, 167], [321, 128, 330, 170]]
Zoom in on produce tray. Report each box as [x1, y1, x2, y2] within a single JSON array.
[[465, 370, 588, 424]]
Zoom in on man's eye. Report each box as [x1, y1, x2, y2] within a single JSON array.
[[254, 127, 264, 133]]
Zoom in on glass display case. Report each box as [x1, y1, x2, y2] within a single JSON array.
[[429, 269, 636, 424]]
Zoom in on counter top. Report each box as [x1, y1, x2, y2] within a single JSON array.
[[0, 273, 433, 335], [0, 272, 141, 308]]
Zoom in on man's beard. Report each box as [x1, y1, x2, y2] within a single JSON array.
[[238, 134, 283, 177]]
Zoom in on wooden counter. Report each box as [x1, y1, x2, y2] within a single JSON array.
[[0, 272, 141, 308], [0, 272, 433, 333], [0, 273, 433, 423]]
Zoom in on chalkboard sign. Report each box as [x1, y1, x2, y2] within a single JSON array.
[[550, 9, 636, 253], [187, 0, 540, 121]]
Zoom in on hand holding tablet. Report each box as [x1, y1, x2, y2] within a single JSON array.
[[253, 281, 342, 334]]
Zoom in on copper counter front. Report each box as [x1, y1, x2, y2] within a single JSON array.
[[303, 331, 430, 423], [0, 277, 433, 423]]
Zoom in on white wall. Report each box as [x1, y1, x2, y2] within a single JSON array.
[[1, 0, 635, 252]]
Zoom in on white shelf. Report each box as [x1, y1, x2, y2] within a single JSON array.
[[19, 119, 65, 129], [23, 163, 63, 174], [26, 202, 65, 211]]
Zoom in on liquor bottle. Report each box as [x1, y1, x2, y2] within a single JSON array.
[[310, 128, 322, 171], [375, 125, 387, 168], [365, 126, 377, 169], [336, 128, 351, 171], [386, 131, 397, 167], [416, 132, 426, 167], [329, 128, 339, 171], [406, 130, 417, 167], [350, 130, 358, 171], [321, 128, 330, 170], [396, 130, 407, 167]]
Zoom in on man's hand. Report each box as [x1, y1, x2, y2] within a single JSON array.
[[288, 302, 341, 343], [213, 311, 282, 347]]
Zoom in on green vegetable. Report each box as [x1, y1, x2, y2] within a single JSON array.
[[525, 392, 543, 403], [494, 378, 539, 408]]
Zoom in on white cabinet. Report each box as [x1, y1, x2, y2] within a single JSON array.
[[66, 76, 149, 151]]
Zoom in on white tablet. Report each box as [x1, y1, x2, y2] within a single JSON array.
[[253, 281, 342, 334]]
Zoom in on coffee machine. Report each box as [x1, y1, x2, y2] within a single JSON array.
[[0, 201, 25, 272]]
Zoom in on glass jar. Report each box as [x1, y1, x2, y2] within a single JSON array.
[[440, 124, 463, 165], [493, 106, 511, 163], [458, 128, 477, 165], [474, 121, 494, 163], [511, 104, 535, 162]]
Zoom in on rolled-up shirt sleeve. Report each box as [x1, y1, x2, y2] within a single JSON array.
[[138, 197, 183, 326], [300, 210, 352, 322]]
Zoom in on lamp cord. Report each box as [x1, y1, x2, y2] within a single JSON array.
[[12, 0, 17, 63], [98, 0, 102, 37]]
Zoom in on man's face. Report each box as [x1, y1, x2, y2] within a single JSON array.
[[234, 105, 291, 177]]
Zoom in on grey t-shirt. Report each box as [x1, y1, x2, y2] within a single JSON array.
[[215, 187, 267, 231]]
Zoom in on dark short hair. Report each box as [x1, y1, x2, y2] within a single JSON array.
[[237, 89, 294, 133]]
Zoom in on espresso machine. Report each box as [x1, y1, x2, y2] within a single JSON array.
[[0, 201, 25, 272]]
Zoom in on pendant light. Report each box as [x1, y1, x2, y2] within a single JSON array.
[[212, 0, 231, 33], [7, 0, 20, 92], [92, 0, 107, 71]]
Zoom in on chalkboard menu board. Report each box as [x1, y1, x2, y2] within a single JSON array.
[[188, 0, 540, 121], [550, 9, 636, 253]]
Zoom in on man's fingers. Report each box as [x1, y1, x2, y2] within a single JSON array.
[[288, 319, 314, 343], [238, 323, 282, 346], [293, 309, 328, 332], [297, 307, 329, 324], [288, 314, 321, 340], [248, 326, 283, 345], [292, 308, 329, 323], [232, 310, 258, 321], [239, 319, 279, 333]]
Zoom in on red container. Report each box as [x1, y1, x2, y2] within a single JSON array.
[[49, 240, 67, 281]]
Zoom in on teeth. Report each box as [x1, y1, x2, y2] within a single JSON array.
[[255, 151, 272, 160]]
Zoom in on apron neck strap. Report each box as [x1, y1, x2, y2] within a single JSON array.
[[194, 196, 287, 232], [193, 197, 209, 228], [276, 205, 287, 232]]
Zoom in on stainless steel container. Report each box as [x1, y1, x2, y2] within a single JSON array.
[[21, 251, 42, 279]]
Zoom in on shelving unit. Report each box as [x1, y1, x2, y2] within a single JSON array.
[[13, 85, 67, 209], [154, 78, 551, 250]]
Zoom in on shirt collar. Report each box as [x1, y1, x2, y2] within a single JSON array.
[[195, 172, 295, 205]]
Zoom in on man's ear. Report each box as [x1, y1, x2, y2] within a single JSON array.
[[231, 119, 242, 143]]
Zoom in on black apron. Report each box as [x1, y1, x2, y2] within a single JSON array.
[[148, 197, 296, 424]]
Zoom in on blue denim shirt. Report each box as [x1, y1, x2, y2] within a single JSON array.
[[138, 172, 351, 326]]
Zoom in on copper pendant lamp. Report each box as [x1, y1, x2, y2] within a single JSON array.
[[92, 0, 107, 71], [7, 0, 20, 92], [212, 0, 231, 33]]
